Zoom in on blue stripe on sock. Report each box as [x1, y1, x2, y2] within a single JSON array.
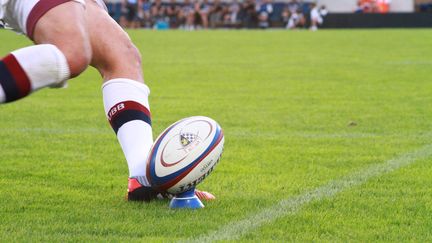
[[111, 109, 152, 134], [0, 61, 20, 102]]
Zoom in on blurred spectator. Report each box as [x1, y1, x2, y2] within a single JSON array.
[[354, 1, 365, 13], [363, 0, 376, 13], [256, 0, 273, 28], [226, 0, 241, 26], [281, 5, 289, 24], [105, 0, 123, 22], [418, 0, 432, 12], [376, 0, 390, 13], [287, 0, 301, 15], [138, 0, 152, 28], [151, 0, 165, 20], [285, 9, 305, 29], [108, 0, 333, 30], [195, 0, 211, 29], [120, 0, 140, 28], [356, 0, 391, 13], [151, 0, 169, 29], [166, 0, 181, 28], [310, 3, 327, 31], [281, 0, 305, 29], [209, 0, 224, 28], [320, 5, 328, 16], [179, 0, 195, 30], [239, 0, 257, 28]]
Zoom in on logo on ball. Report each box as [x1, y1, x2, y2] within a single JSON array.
[[180, 132, 197, 146]]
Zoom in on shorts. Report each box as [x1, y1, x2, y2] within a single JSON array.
[[0, 0, 107, 40]]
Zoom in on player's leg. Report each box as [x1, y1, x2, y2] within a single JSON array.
[[0, 44, 68, 103], [85, 1, 215, 201], [0, 1, 90, 104], [32, 2, 91, 77], [82, 1, 155, 201]]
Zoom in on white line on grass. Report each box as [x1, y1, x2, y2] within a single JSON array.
[[187, 144, 432, 242], [229, 130, 432, 140], [3, 128, 432, 141], [0, 127, 111, 135]]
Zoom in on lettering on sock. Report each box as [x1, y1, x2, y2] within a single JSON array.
[[107, 100, 151, 134]]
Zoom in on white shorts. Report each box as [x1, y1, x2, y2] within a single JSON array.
[[0, 0, 107, 40]]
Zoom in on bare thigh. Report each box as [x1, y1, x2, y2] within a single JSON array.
[[85, 0, 144, 83], [33, 2, 91, 77], [33, 1, 143, 83]]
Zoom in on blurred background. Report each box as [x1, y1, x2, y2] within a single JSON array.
[[103, 0, 432, 30]]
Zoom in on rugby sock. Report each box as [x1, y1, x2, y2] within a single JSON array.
[[103, 78, 153, 186], [0, 44, 70, 103]]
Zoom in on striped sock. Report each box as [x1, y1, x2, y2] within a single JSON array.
[[0, 44, 70, 103], [0, 54, 31, 103], [103, 78, 153, 186]]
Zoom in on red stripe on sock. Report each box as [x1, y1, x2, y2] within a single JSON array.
[[108, 100, 151, 123], [3, 54, 31, 98], [26, 0, 73, 40]]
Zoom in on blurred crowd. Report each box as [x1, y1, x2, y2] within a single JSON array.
[[104, 0, 328, 30], [355, 0, 391, 13]]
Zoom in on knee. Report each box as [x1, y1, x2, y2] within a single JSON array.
[[89, 28, 144, 81], [69, 53, 91, 77], [123, 41, 142, 70], [100, 39, 142, 77], [65, 44, 92, 78], [58, 41, 92, 78]]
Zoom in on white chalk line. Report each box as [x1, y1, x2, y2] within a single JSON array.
[[2, 128, 432, 140], [0, 127, 111, 135], [186, 144, 432, 242]]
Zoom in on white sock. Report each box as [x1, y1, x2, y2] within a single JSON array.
[[0, 44, 70, 103], [102, 78, 153, 186]]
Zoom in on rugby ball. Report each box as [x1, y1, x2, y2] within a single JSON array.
[[146, 116, 224, 194]]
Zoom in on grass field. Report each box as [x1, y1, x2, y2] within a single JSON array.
[[1, 29, 432, 242]]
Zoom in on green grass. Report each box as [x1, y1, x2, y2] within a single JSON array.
[[1, 29, 432, 241]]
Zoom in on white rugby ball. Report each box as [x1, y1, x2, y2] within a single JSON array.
[[146, 116, 224, 194]]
